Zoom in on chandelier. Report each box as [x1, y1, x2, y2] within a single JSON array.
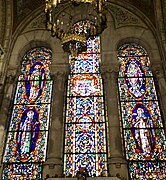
[[45, 0, 107, 57]]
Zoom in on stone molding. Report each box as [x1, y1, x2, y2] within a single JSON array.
[[100, 63, 119, 81], [6, 68, 18, 84], [21, 2, 148, 34], [107, 3, 147, 29], [108, 157, 128, 165], [50, 64, 70, 80], [100, 63, 119, 74], [23, 12, 46, 33], [46, 177, 121, 180], [150, 62, 166, 80]]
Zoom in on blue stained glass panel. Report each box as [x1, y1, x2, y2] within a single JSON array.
[[120, 101, 163, 129], [64, 153, 107, 177], [118, 43, 166, 179], [3, 131, 48, 163], [65, 123, 107, 154], [3, 47, 52, 179], [124, 128, 166, 160], [64, 36, 107, 177], [86, 37, 100, 53], [66, 97, 104, 123], [118, 77, 157, 101], [129, 162, 166, 179], [8, 104, 50, 131], [19, 49, 52, 81], [22, 47, 52, 62], [2, 163, 42, 180], [118, 57, 152, 77], [70, 54, 100, 74], [118, 44, 148, 57]]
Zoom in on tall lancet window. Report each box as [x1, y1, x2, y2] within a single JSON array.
[[118, 43, 166, 179], [64, 36, 108, 177], [2, 47, 53, 179]]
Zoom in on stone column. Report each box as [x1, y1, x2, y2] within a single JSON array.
[[43, 64, 70, 179], [101, 63, 128, 180], [151, 63, 166, 130], [0, 69, 17, 178], [0, 44, 4, 106]]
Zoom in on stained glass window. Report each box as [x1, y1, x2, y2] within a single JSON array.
[[2, 47, 53, 179], [118, 43, 166, 179], [64, 36, 108, 177]]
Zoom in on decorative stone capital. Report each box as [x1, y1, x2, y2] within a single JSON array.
[[150, 62, 165, 80], [6, 67, 18, 84], [101, 63, 119, 81], [101, 63, 119, 74], [45, 157, 63, 165], [108, 157, 128, 165], [50, 63, 70, 80]]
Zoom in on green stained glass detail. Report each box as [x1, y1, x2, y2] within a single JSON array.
[[2, 47, 52, 179], [118, 43, 166, 179]]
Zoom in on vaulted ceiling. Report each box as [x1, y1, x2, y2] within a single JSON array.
[[12, 0, 155, 33]]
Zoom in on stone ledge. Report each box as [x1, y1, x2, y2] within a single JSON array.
[[47, 177, 120, 180]]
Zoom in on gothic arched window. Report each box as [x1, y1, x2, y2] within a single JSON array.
[[118, 43, 166, 179], [64, 36, 108, 177], [2, 47, 53, 179]]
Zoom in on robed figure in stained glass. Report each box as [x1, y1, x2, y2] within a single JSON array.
[[16, 108, 40, 162], [132, 106, 156, 156], [25, 61, 46, 103], [126, 60, 145, 98]]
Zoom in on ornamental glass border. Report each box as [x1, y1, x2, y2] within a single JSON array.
[[117, 43, 166, 180], [64, 36, 108, 177], [2, 47, 53, 180]]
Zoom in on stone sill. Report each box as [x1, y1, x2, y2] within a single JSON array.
[[47, 177, 120, 180]]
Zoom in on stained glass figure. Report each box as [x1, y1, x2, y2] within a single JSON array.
[[2, 47, 53, 179], [64, 36, 108, 177], [118, 43, 166, 179]]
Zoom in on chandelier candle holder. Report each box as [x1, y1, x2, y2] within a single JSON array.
[[45, 0, 107, 57]]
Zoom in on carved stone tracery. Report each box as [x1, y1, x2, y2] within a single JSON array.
[[107, 3, 147, 29]]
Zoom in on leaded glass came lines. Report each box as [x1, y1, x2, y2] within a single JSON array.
[[64, 36, 108, 177], [118, 43, 166, 180], [2, 47, 52, 179]]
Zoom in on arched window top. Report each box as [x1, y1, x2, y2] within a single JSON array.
[[118, 43, 152, 77], [117, 43, 148, 57], [23, 47, 52, 61], [2, 46, 53, 179], [117, 43, 166, 179], [20, 47, 52, 80]]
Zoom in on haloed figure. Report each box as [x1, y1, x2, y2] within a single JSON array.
[[126, 61, 144, 98], [133, 107, 155, 154], [25, 61, 45, 103], [16, 108, 40, 162]]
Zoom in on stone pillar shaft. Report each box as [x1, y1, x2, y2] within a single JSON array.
[[101, 63, 128, 180], [0, 70, 17, 178], [151, 63, 166, 129], [43, 64, 69, 178]]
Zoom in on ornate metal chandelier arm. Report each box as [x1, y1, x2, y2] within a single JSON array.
[[45, 0, 108, 56]]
